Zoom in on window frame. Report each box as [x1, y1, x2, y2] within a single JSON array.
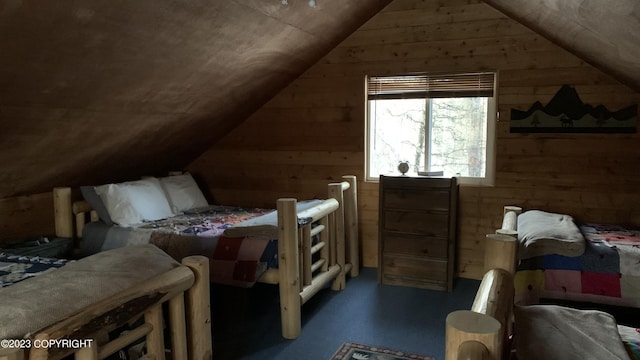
[[364, 71, 497, 186]]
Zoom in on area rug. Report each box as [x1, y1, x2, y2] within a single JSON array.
[[330, 342, 435, 360]]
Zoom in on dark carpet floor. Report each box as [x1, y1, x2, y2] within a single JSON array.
[[211, 268, 480, 360]]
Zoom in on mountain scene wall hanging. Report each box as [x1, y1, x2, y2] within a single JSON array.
[[510, 85, 637, 133]]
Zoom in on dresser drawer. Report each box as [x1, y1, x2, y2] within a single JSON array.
[[378, 175, 457, 291], [381, 273, 448, 291], [381, 176, 453, 190], [383, 189, 451, 211], [382, 210, 449, 237], [381, 232, 448, 258], [382, 255, 448, 281]]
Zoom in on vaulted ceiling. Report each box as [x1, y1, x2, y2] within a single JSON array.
[[0, 0, 638, 199], [0, 0, 392, 198], [483, 0, 640, 93]]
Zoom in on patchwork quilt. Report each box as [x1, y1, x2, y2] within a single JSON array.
[[515, 223, 640, 307], [138, 205, 276, 287], [85, 201, 321, 288], [619, 325, 640, 360]]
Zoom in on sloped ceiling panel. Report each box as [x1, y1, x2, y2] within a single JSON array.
[[483, 0, 640, 92], [0, 0, 391, 198]]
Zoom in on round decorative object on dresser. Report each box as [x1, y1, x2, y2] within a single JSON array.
[[397, 161, 409, 175]]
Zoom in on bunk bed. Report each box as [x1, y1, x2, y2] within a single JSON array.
[[445, 206, 640, 360], [52, 174, 359, 339], [0, 244, 212, 360]]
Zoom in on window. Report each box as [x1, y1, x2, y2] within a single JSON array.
[[365, 72, 496, 185]]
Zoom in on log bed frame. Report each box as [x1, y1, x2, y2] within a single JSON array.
[[0, 254, 212, 360], [447, 205, 640, 360], [51, 175, 360, 340], [445, 206, 521, 360]]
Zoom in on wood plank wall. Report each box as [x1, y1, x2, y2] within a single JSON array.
[[0, 193, 54, 243], [191, 0, 640, 279]]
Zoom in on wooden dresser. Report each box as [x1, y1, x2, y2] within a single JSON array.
[[378, 175, 458, 291]]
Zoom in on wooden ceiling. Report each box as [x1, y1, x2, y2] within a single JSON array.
[[0, 0, 638, 199], [483, 0, 640, 93], [0, 0, 391, 198]]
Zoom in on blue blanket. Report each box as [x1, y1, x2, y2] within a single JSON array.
[[0, 252, 71, 288]]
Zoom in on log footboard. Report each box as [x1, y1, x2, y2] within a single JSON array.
[[446, 267, 514, 360], [448, 205, 638, 359], [275, 175, 359, 339], [446, 206, 520, 360]]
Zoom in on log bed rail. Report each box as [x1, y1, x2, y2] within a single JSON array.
[[52, 174, 359, 340], [445, 206, 521, 360]]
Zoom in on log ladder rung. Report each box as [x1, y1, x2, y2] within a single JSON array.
[[300, 264, 341, 305], [310, 241, 325, 255], [310, 224, 325, 237], [98, 323, 153, 359], [310, 259, 326, 273]]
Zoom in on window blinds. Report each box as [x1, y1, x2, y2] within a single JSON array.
[[367, 72, 495, 100]]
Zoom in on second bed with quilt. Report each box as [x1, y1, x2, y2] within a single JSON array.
[[53, 173, 360, 339]]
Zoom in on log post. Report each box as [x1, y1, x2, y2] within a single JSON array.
[[53, 187, 73, 239], [328, 183, 346, 290], [277, 198, 302, 339], [29, 334, 49, 360], [182, 255, 212, 360], [144, 304, 165, 360], [74, 342, 98, 360], [0, 348, 24, 360], [319, 216, 330, 272], [501, 206, 521, 233], [446, 310, 502, 360], [484, 234, 517, 275], [301, 225, 312, 287], [168, 294, 188, 360], [342, 175, 359, 276]]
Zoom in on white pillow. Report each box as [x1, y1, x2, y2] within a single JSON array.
[[159, 173, 208, 213], [517, 210, 586, 259], [96, 178, 174, 226]]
